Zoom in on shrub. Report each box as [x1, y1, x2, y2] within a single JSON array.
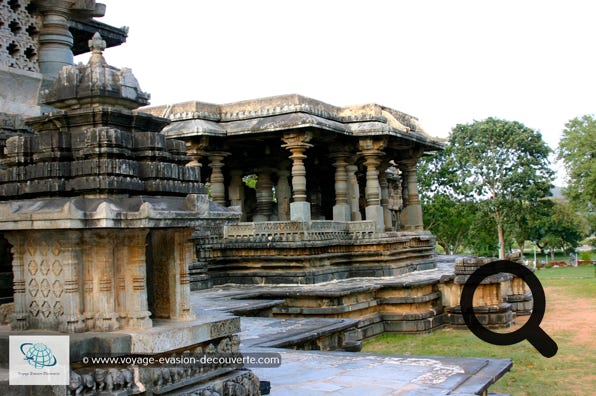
[[579, 250, 594, 261]]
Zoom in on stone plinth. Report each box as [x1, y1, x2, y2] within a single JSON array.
[[502, 274, 533, 316], [268, 278, 444, 340], [0, 195, 237, 333], [441, 256, 519, 328], [197, 222, 435, 287], [0, 314, 258, 395]]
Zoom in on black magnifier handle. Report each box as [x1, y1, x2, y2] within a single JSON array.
[[528, 327, 558, 358]]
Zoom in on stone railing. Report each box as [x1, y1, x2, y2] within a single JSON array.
[[223, 220, 377, 242]]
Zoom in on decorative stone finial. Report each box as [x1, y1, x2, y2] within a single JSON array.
[[89, 32, 106, 54], [43, 31, 150, 110]]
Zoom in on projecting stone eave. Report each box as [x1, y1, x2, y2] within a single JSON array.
[[0, 194, 239, 230], [25, 107, 170, 133], [144, 94, 444, 150], [144, 94, 384, 124]]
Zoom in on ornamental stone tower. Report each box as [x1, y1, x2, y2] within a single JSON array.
[[0, 32, 215, 333], [0, 33, 259, 395]]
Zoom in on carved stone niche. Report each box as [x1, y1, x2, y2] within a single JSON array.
[[5, 227, 198, 333]]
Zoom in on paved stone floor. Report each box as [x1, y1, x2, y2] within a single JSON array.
[[191, 262, 512, 395], [248, 348, 510, 396]]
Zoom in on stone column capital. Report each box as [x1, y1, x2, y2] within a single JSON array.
[[281, 132, 313, 149], [186, 137, 209, 157], [398, 148, 425, 165], [207, 151, 231, 166], [397, 158, 417, 168], [358, 137, 387, 154]]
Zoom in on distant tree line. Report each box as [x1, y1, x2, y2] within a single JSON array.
[[419, 117, 592, 258]]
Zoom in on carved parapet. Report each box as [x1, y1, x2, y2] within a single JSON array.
[[347, 221, 377, 239], [223, 220, 379, 243]]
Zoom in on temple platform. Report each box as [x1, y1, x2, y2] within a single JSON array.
[[247, 348, 511, 396], [189, 262, 513, 395], [192, 222, 437, 288], [191, 259, 456, 341]]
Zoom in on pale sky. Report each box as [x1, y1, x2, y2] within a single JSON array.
[[79, 0, 596, 174]]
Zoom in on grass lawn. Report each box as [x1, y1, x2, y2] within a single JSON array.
[[362, 265, 596, 395]]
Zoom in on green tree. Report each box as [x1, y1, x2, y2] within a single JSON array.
[[532, 199, 588, 259], [420, 118, 553, 258], [422, 194, 475, 254], [468, 203, 499, 257], [507, 199, 553, 253], [558, 114, 596, 232]]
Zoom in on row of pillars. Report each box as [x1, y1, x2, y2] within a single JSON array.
[[197, 133, 424, 232]]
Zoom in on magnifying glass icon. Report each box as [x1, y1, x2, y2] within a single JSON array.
[[460, 260, 558, 358]]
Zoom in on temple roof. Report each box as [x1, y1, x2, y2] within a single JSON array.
[[143, 95, 445, 151]]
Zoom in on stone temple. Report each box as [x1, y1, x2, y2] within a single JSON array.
[[0, 1, 525, 395], [143, 95, 441, 288]]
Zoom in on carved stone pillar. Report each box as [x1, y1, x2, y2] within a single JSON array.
[[83, 230, 119, 331], [116, 229, 151, 329], [207, 152, 229, 206], [5, 233, 27, 330], [276, 169, 291, 221], [173, 229, 195, 321], [331, 151, 351, 221], [346, 164, 362, 221], [282, 132, 313, 222], [399, 157, 424, 231], [228, 169, 245, 215], [57, 231, 85, 333], [253, 169, 273, 222], [380, 172, 393, 231], [37, 3, 74, 78], [358, 138, 387, 232], [36, 0, 104, 78]]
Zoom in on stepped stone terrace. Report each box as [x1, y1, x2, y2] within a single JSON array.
[[144, 95, 444, 288]]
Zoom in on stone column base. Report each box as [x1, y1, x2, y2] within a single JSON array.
[[366, 205, 385, 232], [290, 202, 311, 222], [333, 204, 351, 222]]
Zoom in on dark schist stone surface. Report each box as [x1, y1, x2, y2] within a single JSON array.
[[246, 347, 511, 396], [189, 261, 512, 395]]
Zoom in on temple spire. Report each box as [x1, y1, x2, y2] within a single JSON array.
[[88, 32, 107, 65]]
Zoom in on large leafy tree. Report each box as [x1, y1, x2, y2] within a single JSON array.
[[507, 199, 553, 253], [420, 118, 553, 258], [558, 114, 596, 232], [422, 194, 475, 254], [531, 199, 588, 258], [468, 203, 499, 257]]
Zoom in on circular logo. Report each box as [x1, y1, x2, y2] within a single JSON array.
[[20, 342, 58, 368], [460, 260, 558, 358]]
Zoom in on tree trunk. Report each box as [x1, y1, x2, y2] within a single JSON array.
[[438, 242, 451, 255], [497, 222, 506, 259], [517, 240, 525, 258]]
